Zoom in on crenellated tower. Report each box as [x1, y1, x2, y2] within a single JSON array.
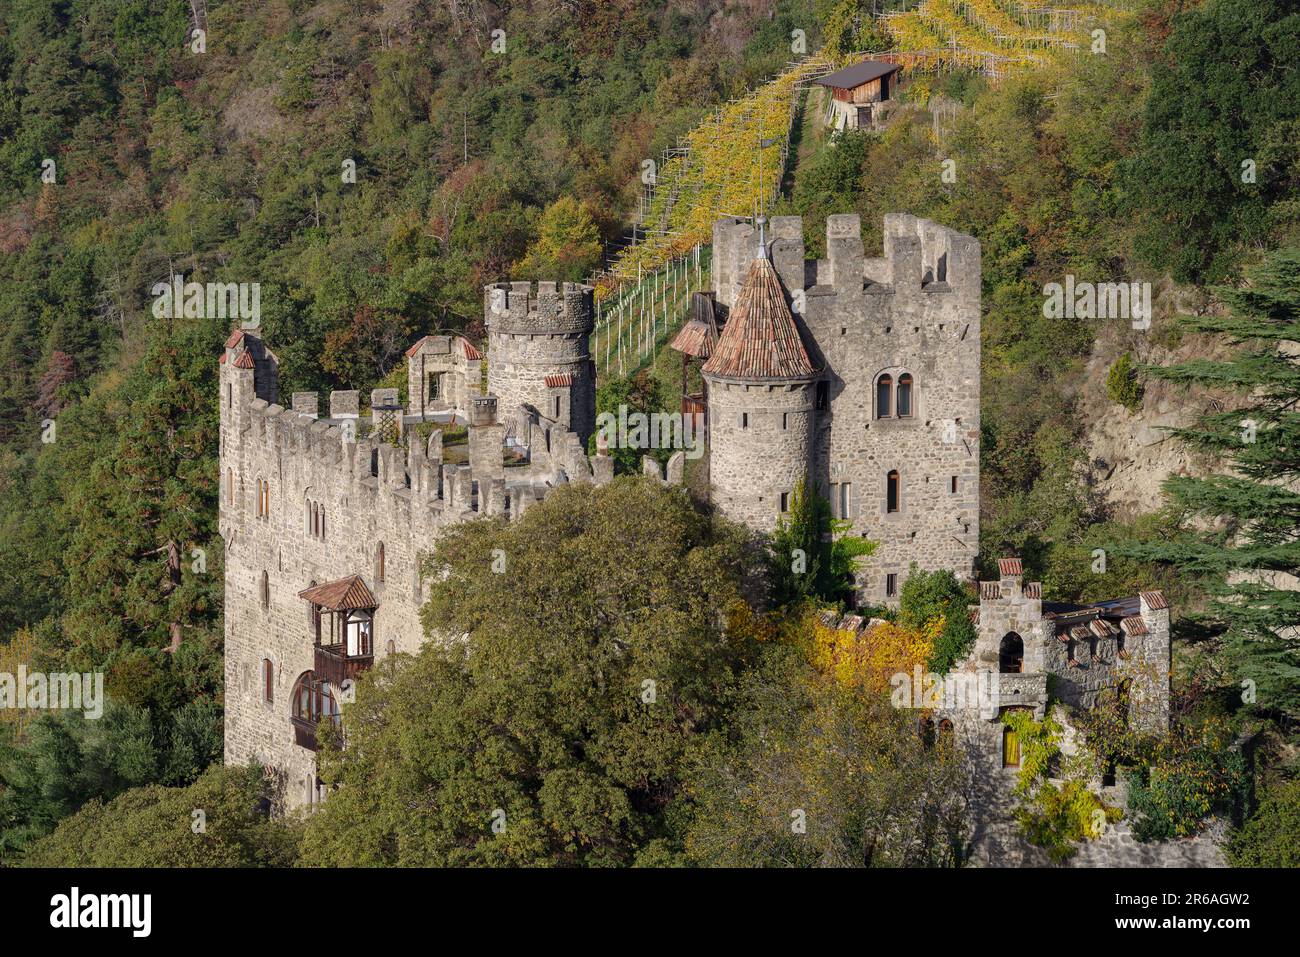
[[484, 280, 596, 452]]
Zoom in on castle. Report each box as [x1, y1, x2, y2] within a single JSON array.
[[220, 212, 1168, 812]]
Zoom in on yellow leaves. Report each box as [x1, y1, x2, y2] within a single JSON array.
[[0, 628, 38, 739], [799, 609, 932, 695]]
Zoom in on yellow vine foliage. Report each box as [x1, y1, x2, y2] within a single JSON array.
[[789, 607, 936, 694], [0, 628, 37, 738]]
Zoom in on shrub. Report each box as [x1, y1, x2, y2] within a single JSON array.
[[1106, 351, 1144, 412]]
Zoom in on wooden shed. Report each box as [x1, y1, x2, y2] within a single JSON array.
[[814, 60, 903, 131]]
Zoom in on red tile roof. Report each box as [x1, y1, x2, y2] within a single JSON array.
[[544, 372, 574, 388], [225, 329, 245, 349], [1022, 582, 1041, 599], [298, 575, 377, 611], [701, 257, 814, 380], [1121, 616, 1148, 636], [998, 557, 1023, 577], [1140, 590, 1168, 610], [980, 582, 1001, 600], [232, 349, 256, 369], [669, 318, 716, 358], [460, 338, 483, 360]]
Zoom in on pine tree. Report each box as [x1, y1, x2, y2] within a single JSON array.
[[1119, 248, 1300, 717]]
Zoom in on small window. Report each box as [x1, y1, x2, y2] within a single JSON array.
[[377, 542, 386, 582], [950, 475, 958, 494], [876, 374, 892, 419], [553, 395, 561, 418], [886, 470, 900, 513], [886, 573, 898, 598], [387, 639, 395, 657], [897, 373, 913, 418], [779, 491, 789, 513], [829, 483, 840, 519], [260, 570, 270, 609], [741, 412, 749, 429], [840, 482, 852, 520], [227, 468, 234, 505], [262, 658, 274, 704], [815, 380, 829, 411], [782, 412, 789, 431]]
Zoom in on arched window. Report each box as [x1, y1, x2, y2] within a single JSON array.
[[876, 373, 892, 418], [386, 639, 396, 657], [320, 508, 325, 540], [999, 632, 1024, 674], [897, 373, 913, 417], [376, 542, 386, 583], [886, 470, 900, 513], [291, 671, 339, 727], [260, 570, 270, 609], [262, 658, 273, 703]]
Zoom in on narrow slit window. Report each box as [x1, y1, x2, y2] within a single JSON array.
[[886, 470, 900, 513]]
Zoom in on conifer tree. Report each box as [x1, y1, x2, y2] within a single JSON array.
[[1119, 249, 1300, 717]]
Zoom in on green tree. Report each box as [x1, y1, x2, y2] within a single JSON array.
[[516, 196, 604, 282], [1229, 777, 1300, 867], [299, 478, 763, 866], [1125, 0, 1300, 283], [19, 764, 301, 867], [685, 647, 967, 867], [1117, 249, 1300, 719]]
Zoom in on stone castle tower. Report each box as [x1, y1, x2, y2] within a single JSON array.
[[484, 280, 596, 452], [701, 212, 982, 603]]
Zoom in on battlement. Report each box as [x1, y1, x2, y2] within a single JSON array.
[[712, 212, 980, 309], [483, 281, 595, 337]]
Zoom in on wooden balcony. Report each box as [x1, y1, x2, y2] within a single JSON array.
[[681, 394, 706, 418], [314, 643, 373, 689]]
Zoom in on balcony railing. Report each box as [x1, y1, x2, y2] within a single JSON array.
[[291, 716, 318, 751], [314, 643, 373, 689]]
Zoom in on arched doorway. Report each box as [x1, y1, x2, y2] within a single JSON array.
[[999, 632, 1024, 673]]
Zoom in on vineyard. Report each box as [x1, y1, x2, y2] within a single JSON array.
[[589, 54, 833, 378], [589, 2, 1133, 382], [880, 0, 1129, 78]]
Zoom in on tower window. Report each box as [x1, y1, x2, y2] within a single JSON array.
[[886, 573, 898, 598], [815, 380, 829, 411], [950, 475, 958, 494], [377, 542, 386, 582], [876, 374, 892, 418], [260, 570, 270, 609], [886, 470, 900, 513], [897, 373, 913, 417], [263, 658, 274, 704], [741, 412, 749, 429], [1003, 724, 1021, 768], [782, 412, 789, 431]]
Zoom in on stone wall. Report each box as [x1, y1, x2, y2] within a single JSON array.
[[709, 212, 981, 604]]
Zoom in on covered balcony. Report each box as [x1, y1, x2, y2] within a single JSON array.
[[298, 575, 378, 690]]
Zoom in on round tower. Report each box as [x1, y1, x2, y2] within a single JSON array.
[[484, 280, 596, 448], [702, 255, 818, 533]]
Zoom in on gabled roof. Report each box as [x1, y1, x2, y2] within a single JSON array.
[[298, 575, 377, 611], [231, 349, 256, 369], [998, 557, 1023, 577], [814, 60, 901, 91], [404, 335, 483, 360], [701, 257, 814, 380], [670, 292, 720, 359], [225, 329, 245, 349], [1140, 590, 1168, 610]]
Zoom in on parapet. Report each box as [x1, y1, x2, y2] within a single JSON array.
[[484, 281, 595, 336], [711, 213, 980, 307]]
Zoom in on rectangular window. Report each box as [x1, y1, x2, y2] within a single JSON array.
[[841, 482, 852, 520], [741, 412, 749, 429], [263, 659, 273, 704], [782, 412, 789, 431], [815, 380, 829, 410], [950, 475, 958, 494], [886, 573, 898, 598], [779, 492, 789, 513], [886, 471, 900, 513], [829, 483, 840, 519]]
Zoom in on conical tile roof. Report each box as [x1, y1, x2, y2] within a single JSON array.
[[701, 257, 814, 380]]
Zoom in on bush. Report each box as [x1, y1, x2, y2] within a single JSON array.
[[1124, 719, 1248, 842], [1229, 778, 1300, 866], [1106, 352, 1144, 412]]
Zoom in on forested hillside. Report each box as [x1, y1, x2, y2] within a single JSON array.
[[2, 0, 1299, 866]]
